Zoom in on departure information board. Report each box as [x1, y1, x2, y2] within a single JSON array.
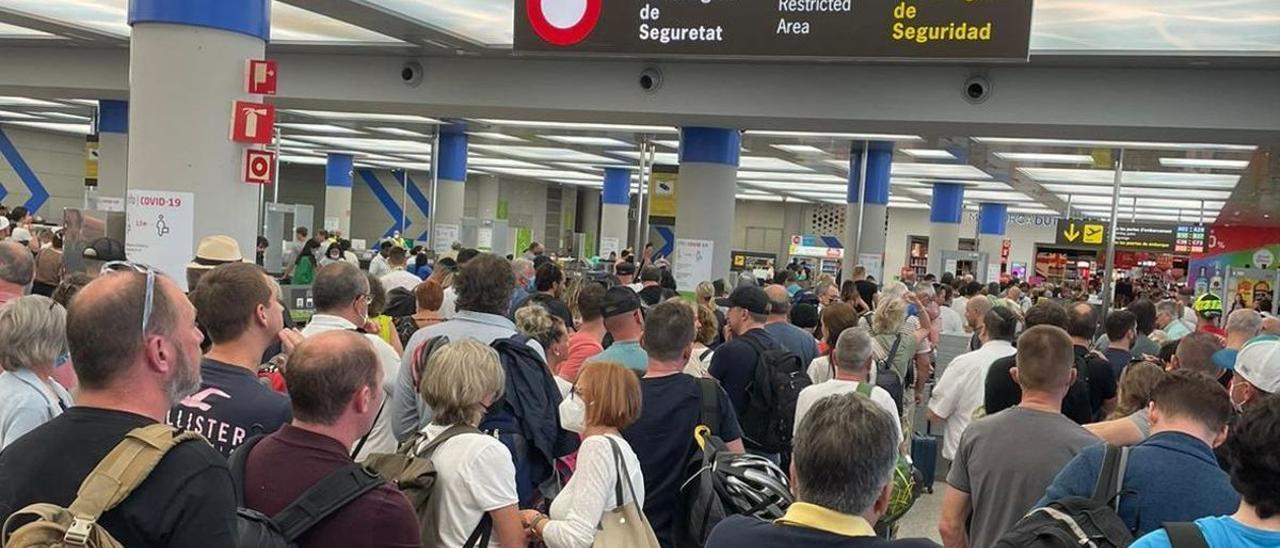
[[516, 0, 1035, 61]]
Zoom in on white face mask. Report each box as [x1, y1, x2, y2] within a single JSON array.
[[559, 392, 586, 434]]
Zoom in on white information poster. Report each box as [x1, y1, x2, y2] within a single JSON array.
[[433, 223, 460, 254], [599, 237, 620, 258], [857, 252, 884, 283], [477, 227, 494, 251], [126, 190, 195, 291], [673, 238, 714, 292], [323, 216, 340, 231], [944, 259, 958, 276]]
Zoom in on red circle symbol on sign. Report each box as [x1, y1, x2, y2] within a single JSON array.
[[250, 156, 269, 177], [527, 0, 602, 46]]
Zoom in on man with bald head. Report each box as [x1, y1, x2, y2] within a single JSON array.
[[1066, 302, 1119, 420], [238, 331, 420, 547], [0, 270, 236, 546], [763, 283, 819, 368], [964, 295, 993, 351], [0, 240, 34, 306]]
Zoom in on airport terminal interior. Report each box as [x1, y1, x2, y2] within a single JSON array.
[[0, 1, 1278, 547]]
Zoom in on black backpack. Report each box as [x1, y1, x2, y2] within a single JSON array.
[[874, 334, 906, 416], [229, 436, 385, 548], [993, 445, 1134, 548], [737, 335, 810, 454], [679, 378, 730, 548]]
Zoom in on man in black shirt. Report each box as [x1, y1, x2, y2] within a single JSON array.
[[168, 262, 295, 456], [1066, 303, 1119, 421], [0, 270, 236, 546], [984, 302, 1094, 424]]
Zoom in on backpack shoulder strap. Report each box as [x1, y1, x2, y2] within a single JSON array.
[[272, 464, 385, 541], [884, 333, 903, 365], [414, 424, 484, 459], [854, 381, 875, 399], [1090, 445, 1130, 506], [65, 424, 204, 535], [228, 435, 267, 505], [1162, 522, 1210, 548], [699, 348, 713, 361], [697, 378, 721, 435]]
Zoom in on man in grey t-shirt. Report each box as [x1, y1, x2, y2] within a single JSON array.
[[940, 325, 1100, 548]]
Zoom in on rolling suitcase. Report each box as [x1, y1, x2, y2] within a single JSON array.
[[911, 424, 939, 493]]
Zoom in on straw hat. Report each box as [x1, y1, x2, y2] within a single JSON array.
[[186, 235, 247, 270]]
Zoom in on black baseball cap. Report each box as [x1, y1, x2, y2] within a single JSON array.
[[82, 237, 127, 262], [727, 285, 772, 315], [600, 286, 643, 318], [615, 262, 637, 276]]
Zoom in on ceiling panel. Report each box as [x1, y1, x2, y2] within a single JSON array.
[[358, 0, 513, 46], [0, 0, 401, 42]]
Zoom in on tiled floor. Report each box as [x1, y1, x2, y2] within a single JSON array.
[[896, 481, 944, 543]]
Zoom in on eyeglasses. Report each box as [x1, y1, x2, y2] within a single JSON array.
[[100, 261, 156, 333]]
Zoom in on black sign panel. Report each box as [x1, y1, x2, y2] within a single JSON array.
[[1053, 219, 1209, 254], [515, 0, 1034, 61]]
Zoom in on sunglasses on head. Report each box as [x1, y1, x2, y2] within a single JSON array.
[[100, 261, 157, 334]]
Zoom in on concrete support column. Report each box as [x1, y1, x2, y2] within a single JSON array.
[[126, 0, 269, 273], [579, 188, 601, 256], [473, 175, 499, 219], [676, 127, 740, 283], [599, 168, 631, 258], [434, 128, 467, 227], [95, 100, 128, 201], [844, 141, 893, 282], [977, 202, 1008, 271], [324, 153, 353, 237], [927, 183, 966, 277]]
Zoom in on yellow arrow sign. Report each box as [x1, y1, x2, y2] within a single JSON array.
[[1063, 223, 1080, 242]]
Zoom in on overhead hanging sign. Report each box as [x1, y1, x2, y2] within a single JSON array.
[[515, 0, 1034, 61], [1054, 218, 1209, 254], [789, 234, 844, 258], [648, 165, 678, 219]]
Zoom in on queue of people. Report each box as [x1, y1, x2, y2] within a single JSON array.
[[0, 219, 1279, 548]]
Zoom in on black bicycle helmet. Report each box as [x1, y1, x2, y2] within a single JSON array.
[[711, 453, 792, 520]]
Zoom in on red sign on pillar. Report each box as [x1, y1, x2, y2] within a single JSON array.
[[1000, 239, 1012, 261], [242, 149, 275, 185], [230, 101, 275, 145], [246, 59, 278, 95]]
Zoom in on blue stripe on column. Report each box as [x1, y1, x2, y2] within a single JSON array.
[[679, 127, 741, 166], [602, 168, 631, 205], [357, 169, 406, 238], [395, 171, 433, 241], [821, 236, 843, 249], [655, 226, 675, 258], [0, 127, 48, 213], [847, 141, 894, 205], [99, 100, 128, 134], [325, 153, 353, 188], [979, 203, 1009, 236], [437, 130, 468, 182], [128, 0, 271, 41], [929, 183, 966, 225]]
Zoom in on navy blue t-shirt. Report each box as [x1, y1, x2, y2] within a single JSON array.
[[167, 358, 292, 457], [623, 374, 743, 548], [709, 328, 778, 416]]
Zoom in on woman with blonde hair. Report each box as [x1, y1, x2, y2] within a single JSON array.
[[868, 297, 920, 383], [806, 302, 858, 384], [416, 339, 526, 548], [520, 361, 650, 548], [516, 304, 573, 397], [0, 295, 72, 449], [668, 298, 719, 378]]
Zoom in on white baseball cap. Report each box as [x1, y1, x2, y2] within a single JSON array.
[[1235, 336, 1280, 394]]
